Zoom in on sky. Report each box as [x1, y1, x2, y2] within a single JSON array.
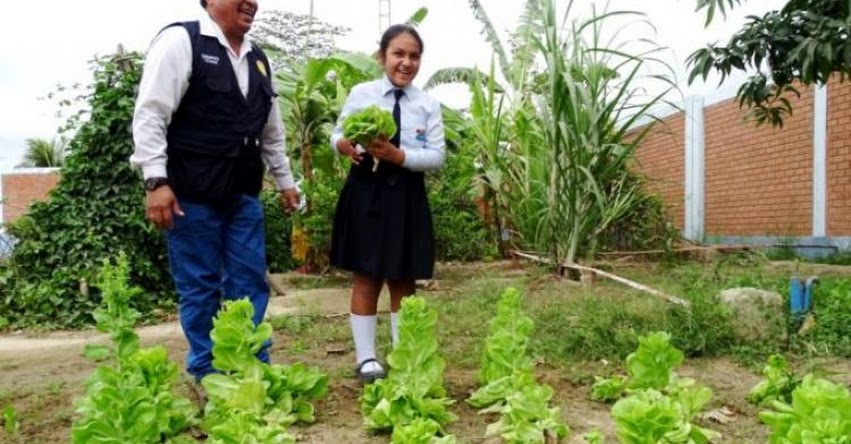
[[0, 0, 787, 171]]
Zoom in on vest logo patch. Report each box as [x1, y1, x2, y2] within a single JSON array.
[[256, 60, 267, 77], [201, 54, 220, 65]]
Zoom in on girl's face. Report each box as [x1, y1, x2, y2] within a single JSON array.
[[380, 32, 421, 88]]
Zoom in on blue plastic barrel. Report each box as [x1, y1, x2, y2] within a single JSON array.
[[790, 277, 805, 315], [789, 276, 816, 315]]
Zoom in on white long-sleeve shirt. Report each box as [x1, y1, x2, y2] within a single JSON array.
[[130, 13, 295, 190], [330, 75, 445, 172]]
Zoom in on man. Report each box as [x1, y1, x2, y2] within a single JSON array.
[[130, 0, 298, 382]]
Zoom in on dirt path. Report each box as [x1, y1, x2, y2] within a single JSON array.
[[0, 288, 359, 386]]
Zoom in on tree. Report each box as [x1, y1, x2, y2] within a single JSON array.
[[250, 10, 349, 69], [1, 50, 173, 328], [688, 0, 850, 127], [17, 137, 65, 168]]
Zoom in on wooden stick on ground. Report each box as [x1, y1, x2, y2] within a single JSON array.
[[512, 251, 690, 307]]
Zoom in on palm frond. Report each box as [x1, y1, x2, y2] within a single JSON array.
[[507, 0, 541, 90], [20, 138, 64, 168], [467, 0, 511, 83], [423, 67, 504, 93]]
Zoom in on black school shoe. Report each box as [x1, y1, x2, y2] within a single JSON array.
[[356, 358, 387, 384]]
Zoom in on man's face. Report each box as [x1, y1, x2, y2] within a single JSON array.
[[207, 0, 258, 38]]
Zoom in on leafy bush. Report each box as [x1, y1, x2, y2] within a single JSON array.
[[797, 278, 851, 357], [600, 175, 679, 253], [292, 166, 345, 271], [261, 188, 295, 273], [2, 52, 173, 328], [428, 118, 493, 262]]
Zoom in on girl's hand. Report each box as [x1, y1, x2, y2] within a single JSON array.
[[337, 138, 363, 165], [367, 136, 405, 166]]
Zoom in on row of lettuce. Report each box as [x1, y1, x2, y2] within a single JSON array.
[[68, 257, 850, 443]]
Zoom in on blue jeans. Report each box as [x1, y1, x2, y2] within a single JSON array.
[[166, 194, 270, 380]]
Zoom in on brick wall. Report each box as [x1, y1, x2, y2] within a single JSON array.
[[827, 78, 851, 236], [634, 114, 686, 229], [1, 170, 60, 225], [635, 81, 851, 238], [703, 92, 813, 236]]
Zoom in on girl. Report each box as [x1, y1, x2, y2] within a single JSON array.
[[329, 24, 446, 382]]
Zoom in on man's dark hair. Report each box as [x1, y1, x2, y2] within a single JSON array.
[[200, 0, 207, 8], [379, 24, 424, 57]]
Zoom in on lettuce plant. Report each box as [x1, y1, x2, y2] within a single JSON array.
[[391, 417, 458, 444], [477, 287, 535, 385], [747, 354, 800, 406], [592, 331, 684, 402], [469, 288, 569, 443], [342, 105, 397, 171], [611, 388, 717, 444], [72, 255, 196, 444], [484, 381, 569, 444], [760, 375, 851, 443], [342, 105, 397, 147], [202, 299, 328, 443], [360, 296, 456, 442], [594, 331, 719, 443], [468, 288, 535, 408]]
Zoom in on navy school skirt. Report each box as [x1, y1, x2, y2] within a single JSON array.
[[330, 153, 434, 280]]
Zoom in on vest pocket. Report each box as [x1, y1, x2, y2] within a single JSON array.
[[204, 76, 234, 116], [167, 139, 240, 205]]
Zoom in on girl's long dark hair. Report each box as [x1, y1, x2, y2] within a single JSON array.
[[378, 24, 424, 56]]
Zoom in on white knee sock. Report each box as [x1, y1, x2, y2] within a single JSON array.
[[390, 311, 399, 346], [351, 314, 381, 372]]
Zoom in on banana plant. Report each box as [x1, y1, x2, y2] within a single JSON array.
[[428, 0, 676, 265], [270, 6, 435, 271], [276, 52, 381, 182], [274, 52, 381, 269]]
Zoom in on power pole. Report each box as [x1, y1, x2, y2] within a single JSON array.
[[378, 0, 391, 36]]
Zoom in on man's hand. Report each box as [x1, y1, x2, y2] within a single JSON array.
[[337, 138, 363, 165], [145, 186, 184, 230], [367, 136, 405, 166], [279, 188, 299, 213]]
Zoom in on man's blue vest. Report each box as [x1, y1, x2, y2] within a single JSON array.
[[165, 21, 275, 205]]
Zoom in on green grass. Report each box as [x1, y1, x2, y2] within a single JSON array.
[[269, 314, 351, 355], [266, 258, 851, 373], [816, 250, 851, 266]]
